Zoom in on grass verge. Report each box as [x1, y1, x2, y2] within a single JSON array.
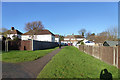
[[0, 47, 58, 63], [37, 46, 118, 78]]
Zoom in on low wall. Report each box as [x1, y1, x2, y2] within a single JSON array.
[[4, 40, 32, 51], [78, 45, 119, 68], [2, 40, 58, 51]]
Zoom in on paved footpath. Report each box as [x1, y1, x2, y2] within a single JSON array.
[[2, 47, 64, 79]]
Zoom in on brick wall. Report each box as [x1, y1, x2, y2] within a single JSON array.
[[20, 40, 32, 50], [78, 45, 119, 68], [2, 40, 58, 51]]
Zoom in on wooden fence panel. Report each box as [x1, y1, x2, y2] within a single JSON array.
[[79, 45, 119, 68]]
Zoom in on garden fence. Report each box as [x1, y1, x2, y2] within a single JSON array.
[[78, 45, 120, 69]]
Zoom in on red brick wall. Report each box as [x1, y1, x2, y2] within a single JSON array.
[[2, 40, 32, 51], [20, 40, 32, 50]]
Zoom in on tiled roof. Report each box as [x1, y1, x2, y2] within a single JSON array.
[[22, 29, 55, 36], [104, 41, 118, 46], [6, 30, 23, 35], [64, 35, 84, 38], [74, 35, 84, 38], [55, 35, 59, 38], [87, 35, 106, 43]]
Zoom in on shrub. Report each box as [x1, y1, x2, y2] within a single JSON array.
[[81, 41, 84, 45], [13, 36, 21, 41], [6, 37, 12, 41]]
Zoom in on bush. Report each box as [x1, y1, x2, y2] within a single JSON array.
[[81, 41, 84, 45], [77, 40, 84, 44], [13, 37, 21, 41], [6, 37, 12, 41]]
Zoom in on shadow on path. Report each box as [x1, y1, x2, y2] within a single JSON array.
[[2, 47, 64, 79], [100, 69, 112, 80]]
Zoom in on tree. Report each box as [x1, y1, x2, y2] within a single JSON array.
[[78, 29, 86, 36], [107, 27, 118, 40], [86, 32, 91, 39], [13, 36, 21, 41], [0, 27, 8, 33], [0, 27, 8, 37], [97, 27, 118, 41], [59, 35, 64, 41], [25, 21, 44, 39], [91, 33, 95, 36]]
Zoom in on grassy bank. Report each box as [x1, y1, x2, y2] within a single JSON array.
[[37, 46, 118, 78], [0, 47, 58, 63]]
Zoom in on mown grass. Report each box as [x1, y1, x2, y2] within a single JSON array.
[[37, 46, 118, 78], [0, 47, 58, 63]]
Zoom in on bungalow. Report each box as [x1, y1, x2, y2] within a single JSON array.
[[6, 27, 23, 40], [87, 35, 104, 46], [103, 41, 118, 47], [63, 35, 85, 46], [21, 29, 55, 42]]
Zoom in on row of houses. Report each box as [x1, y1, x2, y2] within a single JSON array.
[[1, 27, 60, 42], [61, 35, 85, 46], [1, 27, 119, 47], [62, 34, 119, 47], [1, 27, 86, 46]]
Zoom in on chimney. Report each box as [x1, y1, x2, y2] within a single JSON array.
[[11, 27, 14, 30]]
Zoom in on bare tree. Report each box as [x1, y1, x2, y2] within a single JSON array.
[[86, 32, 91, 39], [0, 27, 8, 37], [0, 27, 8, 33], [25, 21, 44, 39], [104, 27, 118, 40], [78, 28, 86, 36], [97, 27, 118, 41]]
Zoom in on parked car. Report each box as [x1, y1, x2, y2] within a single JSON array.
[[84, 41, 95, 46]]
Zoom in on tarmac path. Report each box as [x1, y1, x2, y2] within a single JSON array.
[[2, 47, 64, 80]]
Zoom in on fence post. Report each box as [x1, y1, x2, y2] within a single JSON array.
[[117, 47, 118, 68], [113, 47, 115, 66], [5, 40, 8, 52], [93, 46, 94, 56]]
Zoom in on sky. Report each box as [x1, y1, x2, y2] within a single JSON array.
[[2, 2, 118, 36]]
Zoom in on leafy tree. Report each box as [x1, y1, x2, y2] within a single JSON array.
[[59, 35, 64, 41]]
